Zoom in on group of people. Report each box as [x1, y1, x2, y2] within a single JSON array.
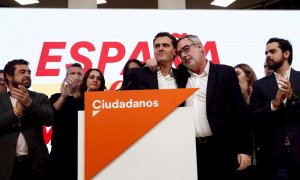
[[0, 61, 107, 180], [123, 33, 300, 180], [0, 32, 299, 180]]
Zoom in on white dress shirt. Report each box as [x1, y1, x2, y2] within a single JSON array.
[[185, 62, 213, 137], [157, 69, 178, 89], [8, 89, 28, 156]]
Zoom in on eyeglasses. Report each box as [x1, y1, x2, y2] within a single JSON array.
[[176, 43, 195, 57]]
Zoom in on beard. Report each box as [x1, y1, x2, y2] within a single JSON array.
[[267, 56, 284, 70], [12, 77, 31, 89]]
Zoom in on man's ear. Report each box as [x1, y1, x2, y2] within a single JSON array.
[[284, 50, 290, 59], [5, 73, 12, 81]]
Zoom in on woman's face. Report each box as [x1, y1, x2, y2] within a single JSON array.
[[235, 67, 248, 83], [86, 70, 101, 91], [128, 62, 141, 69]]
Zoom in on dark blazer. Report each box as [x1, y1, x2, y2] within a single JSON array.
[[0, 90, 54, 180], [180, 62, 251, 154], [249, 69, 300, 169], [179, 62, 252, 176], [122, 66, 187, 90], [122, 66, 187, 107]]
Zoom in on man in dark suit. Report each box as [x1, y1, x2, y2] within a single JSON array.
[[122, 32, 186, 91], [49, 63, 84, 180], [249, 37, 300, 180], [146, 34, 252, 179], [176, 34, 252, 180], [0, 59, 54, 180]]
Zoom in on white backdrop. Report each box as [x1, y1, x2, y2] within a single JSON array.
[[1, 9, 300, 95]]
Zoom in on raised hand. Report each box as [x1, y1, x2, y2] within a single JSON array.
[[145, 58, 159, 72], [11, 85, 32, 109], [277, 76, 292, 99]]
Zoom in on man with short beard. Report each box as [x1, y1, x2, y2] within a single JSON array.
[[0, 59, 54, 180], [250, 37, 300, 180]]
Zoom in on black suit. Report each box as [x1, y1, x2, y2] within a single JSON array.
[[122, 66, 187, 90], [0, 90, 54, 180], [180, 62, 252, 179], [249, 69, 300, 179]]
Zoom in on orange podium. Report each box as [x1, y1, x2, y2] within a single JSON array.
[[78, 89, 198, 180]]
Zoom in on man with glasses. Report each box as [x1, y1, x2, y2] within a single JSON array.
[[147, 34, 252, 180], [122, 32, 186, 92], [0, 70, 7, 93]]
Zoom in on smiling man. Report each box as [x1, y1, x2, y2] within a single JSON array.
[[0, 59, 54, 180], [122, 32, 186, 91], [174, 34, 252, 180]]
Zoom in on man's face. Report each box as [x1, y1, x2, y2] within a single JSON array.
[[9, 64, 31, 88], [264, 62, 274, 76], [67, 66, 83, 83], [265, 42, 288, 70], [154, 36, 176, 65], [0, 72, 7, 92], [177, 38, 204, 73]]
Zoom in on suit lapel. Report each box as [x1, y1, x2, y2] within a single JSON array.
[[268, 73, 278, 97], [145, 68, 159, 89], [172, 68, 185, 88], [290, 68, 299, 90], [206, 62, 217, 106], [0, 92, 13, 112]]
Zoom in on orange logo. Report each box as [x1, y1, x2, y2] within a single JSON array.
[[84, 88, 197, 179]]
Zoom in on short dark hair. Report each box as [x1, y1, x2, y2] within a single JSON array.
[[4, 59, 29, 84], [66, 63, 83, 76], [80, 68, 106, 93], [122, 59, 144, 80], [266, 37, 293, 65], [153, 32, 177, 49]]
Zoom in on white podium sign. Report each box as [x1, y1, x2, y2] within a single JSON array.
[[78, 107, 197, 180]]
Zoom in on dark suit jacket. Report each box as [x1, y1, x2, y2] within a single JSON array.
[[122, 66, 187, 107], [180, 62, 251, 155], [249, 68, 300, 168], [0, 90, 54, 180], [122, 66, 187, 90]]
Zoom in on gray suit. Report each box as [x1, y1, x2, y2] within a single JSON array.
[[0, 90, 54, 180]]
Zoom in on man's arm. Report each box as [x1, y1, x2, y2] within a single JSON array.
[[25, 92, 54, 127]]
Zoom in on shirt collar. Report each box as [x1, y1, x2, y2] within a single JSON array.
[[188, 60, 210, 77], [274, 66, 291, 80], [157, 68, 174, 78]]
